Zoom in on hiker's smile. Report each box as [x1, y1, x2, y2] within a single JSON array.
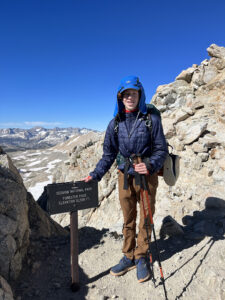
[[122, 89, 139, 111]]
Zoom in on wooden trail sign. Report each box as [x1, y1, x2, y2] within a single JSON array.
[[46, 180, 98, 291], [46, 180, 98, 215]]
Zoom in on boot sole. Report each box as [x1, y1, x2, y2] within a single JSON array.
[[138, 273, 151, 283], [110, 265, 136, 276]]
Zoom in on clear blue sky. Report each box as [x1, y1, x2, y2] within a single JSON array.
[[1, 0, 225, 131]]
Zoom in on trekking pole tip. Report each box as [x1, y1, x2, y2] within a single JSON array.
[[71, 282, 80, 292]]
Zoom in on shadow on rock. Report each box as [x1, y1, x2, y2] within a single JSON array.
[[78, 226, 109, 254], [156, 197, 225, 261], [78, 227, 111, 285], [12, 226, 108, 300], [151, 197, 225, 298]]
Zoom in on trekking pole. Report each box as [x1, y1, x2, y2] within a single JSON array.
[[141, 189, 156, 287], [137, 156, 168, 300], [139, 180, 156, 286], [135, 156, 156, 285], [132, 155, 155, 282]]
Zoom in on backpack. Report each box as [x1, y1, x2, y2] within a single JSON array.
[[114, 104, 180, 186]]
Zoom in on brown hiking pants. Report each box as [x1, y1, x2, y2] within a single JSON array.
[[118, 171, 158, 260]]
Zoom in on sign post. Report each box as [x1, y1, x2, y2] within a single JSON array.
[[70, 210, 79, 291], [46, 180, 98, 291]]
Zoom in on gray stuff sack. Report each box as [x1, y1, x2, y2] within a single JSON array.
[[163, 145, 180, 186]]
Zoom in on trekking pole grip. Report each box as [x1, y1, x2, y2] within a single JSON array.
[[137, 155, 142, 164]]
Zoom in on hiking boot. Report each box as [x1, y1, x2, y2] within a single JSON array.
[[135, 257, 150, 283], [110, 256, 136, 276]]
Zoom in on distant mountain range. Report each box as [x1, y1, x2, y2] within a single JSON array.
[[0, 127, 97, 152]]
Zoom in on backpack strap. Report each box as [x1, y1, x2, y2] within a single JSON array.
[[114, 113, 120, 135], [145, 103, 161, 154], [114, 111, 153, 135], [144, 113, 152, 132], [114, 104, 160, 133], [141, 111, 153, 154]]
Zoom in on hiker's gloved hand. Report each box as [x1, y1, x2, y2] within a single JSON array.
[[82, 175, 93, 182], [133, 163, 149, 175]]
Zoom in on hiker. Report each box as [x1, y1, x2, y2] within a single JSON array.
[[83, 75, 168, 283]]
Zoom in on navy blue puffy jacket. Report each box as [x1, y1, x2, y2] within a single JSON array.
[[90, 76, 168, 181]]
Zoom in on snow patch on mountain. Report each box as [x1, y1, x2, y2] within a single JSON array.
[[28, 175, 53, 200]]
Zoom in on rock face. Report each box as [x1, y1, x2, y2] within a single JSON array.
[[0, 275, 14, 300], [0, 147, 29, 282], [151, 44, 225, 230], [27, 191, 68, 240], [0, 146, 68, 298]]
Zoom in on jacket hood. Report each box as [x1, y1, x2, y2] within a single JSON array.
[[113, 75, 147, 116]]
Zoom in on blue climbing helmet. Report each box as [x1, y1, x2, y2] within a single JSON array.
[[113, 75, 148, 116]]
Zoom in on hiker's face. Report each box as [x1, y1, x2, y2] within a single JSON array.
[[122, 89, 139, 111]]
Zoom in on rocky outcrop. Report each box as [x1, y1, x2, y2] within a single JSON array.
[[52, 131, 102, 153], [0, 146, 68, 298], [0, 275, 14, 300], [27, 192, 69, 239], [151, 44, 225, 230], [0, 147, 29, 282]]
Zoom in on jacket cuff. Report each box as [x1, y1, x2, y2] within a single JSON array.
[[148, 158, 163, 175], [89, 172, 101, 182], [142, 157, 151, 171]]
